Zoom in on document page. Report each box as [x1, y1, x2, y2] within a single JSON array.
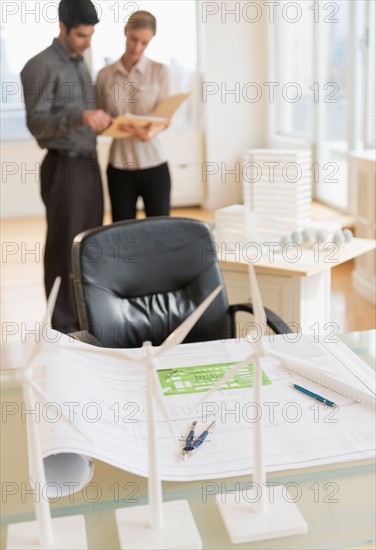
[[33, 332, 375, 484]]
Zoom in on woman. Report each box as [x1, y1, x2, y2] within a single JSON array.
[[97, 10, 171, 220]]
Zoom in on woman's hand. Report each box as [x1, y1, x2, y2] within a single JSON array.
[[118, 123, 152, 141], [147, 121, 169, 138], [118, 121, 169, 141]]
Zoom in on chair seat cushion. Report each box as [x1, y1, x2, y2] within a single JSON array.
[[116, 289, 195, 347]]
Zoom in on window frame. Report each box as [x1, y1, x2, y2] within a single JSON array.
[[268, 0, 375, 214]]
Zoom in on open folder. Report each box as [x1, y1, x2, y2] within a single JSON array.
[[102, 92, 190, 138]]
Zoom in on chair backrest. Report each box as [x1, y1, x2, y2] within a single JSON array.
[[72, 217, 232, 348]]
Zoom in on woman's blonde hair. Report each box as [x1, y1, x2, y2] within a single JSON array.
[[124, 10, 156, 35]]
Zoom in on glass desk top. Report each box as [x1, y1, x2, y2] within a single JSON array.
[[1, 331, 375, 549]]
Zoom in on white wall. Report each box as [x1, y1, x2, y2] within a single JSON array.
[[198, 3, 268, 209], [1, 141, 45, 217], [0, 139, 111, 217]]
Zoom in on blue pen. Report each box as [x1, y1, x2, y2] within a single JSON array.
[[292, 383, 338, 408]]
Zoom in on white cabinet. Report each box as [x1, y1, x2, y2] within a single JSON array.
[[350, 151, 376, 304], [160, 127, 204, 207]]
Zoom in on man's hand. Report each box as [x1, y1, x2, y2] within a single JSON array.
[[82, 110, 112, 133]]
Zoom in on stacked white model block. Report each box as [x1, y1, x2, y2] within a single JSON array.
[[215, 204, 253, 247], [243, 149, 312, 242]]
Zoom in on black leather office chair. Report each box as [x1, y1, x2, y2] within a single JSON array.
[[72, 217, 291, 348]]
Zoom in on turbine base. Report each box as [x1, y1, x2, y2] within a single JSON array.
[[6, 515, 87, 549], [116, 499, 202, 549], [217, 486, 307, 544]]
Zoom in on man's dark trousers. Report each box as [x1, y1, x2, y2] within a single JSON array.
[[41, 152, 103, 333]]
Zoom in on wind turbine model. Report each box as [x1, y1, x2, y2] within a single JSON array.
[[192, 267, 308, 544], [2, 278, 90, 550], [115, 286, 221, 550]]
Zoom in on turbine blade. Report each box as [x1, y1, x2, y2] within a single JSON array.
[[191, 353, 254, 411], [44, 276, 62, 327], [151, 369, 180, 448], [23, 277, 62, 368], [156, 286, 222, 356]]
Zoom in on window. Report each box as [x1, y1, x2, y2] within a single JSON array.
[[364, 0, 375, 148], [316, 0, 350, 210], [0, 1, 198, 140], [272, 0, 375, 212], [0, 10, 57, 140], [90, 1, 199, 129], [91, 1, 197, 75], [275, 2, 313, 140]]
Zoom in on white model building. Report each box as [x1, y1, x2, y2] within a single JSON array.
[[242, 149, 312, 242]]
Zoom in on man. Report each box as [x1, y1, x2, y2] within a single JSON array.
[[21, 0, 112, 333]]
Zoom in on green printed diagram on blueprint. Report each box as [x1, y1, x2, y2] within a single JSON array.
[[157, 362, 272, 396]]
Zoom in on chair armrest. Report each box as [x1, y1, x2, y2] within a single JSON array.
[[67, 330, 103, 347], [228, 303, 293, 335]]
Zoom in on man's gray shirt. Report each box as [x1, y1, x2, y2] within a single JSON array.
[[21, 38, 97, 153]]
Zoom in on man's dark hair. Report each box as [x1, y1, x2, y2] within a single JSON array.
[[59, 0, 99, 31]]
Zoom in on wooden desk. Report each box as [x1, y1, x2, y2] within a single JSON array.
[[218, 238, 375, 334], [0, 331, 375, 549]]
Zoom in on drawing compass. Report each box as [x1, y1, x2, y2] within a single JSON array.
[[182, 420, 216, 460]]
